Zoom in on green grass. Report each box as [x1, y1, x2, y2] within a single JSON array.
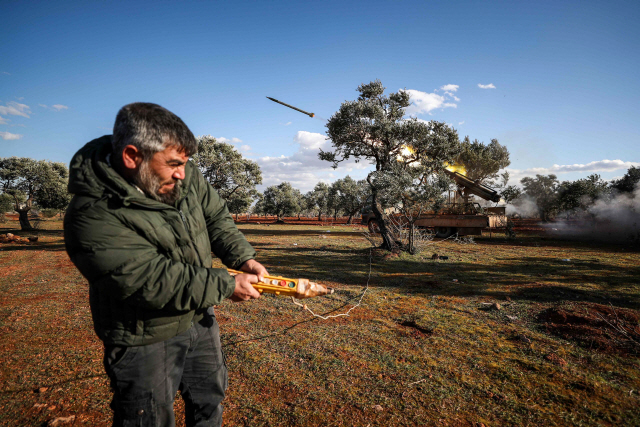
[[0, 219, 639, 426]]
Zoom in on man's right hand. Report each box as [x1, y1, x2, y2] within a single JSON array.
[[230, 273, 261, 302]]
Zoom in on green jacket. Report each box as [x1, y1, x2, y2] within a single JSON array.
[[64, 136, 256, 346]]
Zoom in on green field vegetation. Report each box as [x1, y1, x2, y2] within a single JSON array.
[[0, 219, 639, 426]]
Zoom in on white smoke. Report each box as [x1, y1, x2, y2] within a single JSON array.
[[506, 195, 539, 218], [548, 184, 640, 244]]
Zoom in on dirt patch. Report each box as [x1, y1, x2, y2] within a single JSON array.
[[538, 303, 640, 355]]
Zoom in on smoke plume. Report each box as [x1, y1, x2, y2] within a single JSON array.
[[549, 184, 640, 244]]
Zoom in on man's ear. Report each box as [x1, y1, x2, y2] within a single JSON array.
[[122, 145, 143, 170]]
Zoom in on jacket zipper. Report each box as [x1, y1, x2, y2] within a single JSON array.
[[179, 210, 190, 232], [179, 210, 198, 253]]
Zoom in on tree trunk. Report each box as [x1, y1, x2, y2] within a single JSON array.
[[368, 183, 396, 251], [318, 213, 322, 221], [346, 214, 354, 224], [408, 223, 416, 254], [17, 208, 33, 231]]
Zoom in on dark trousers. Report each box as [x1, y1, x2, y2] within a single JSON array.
[[103, 307, 228, 427]]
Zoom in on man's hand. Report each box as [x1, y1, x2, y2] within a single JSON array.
[[239, 259, 268, 283], [230, 273, 262, 302], [229, 259, 268, 302]]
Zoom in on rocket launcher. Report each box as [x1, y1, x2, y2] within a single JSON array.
[[226, 269, 334, 299]]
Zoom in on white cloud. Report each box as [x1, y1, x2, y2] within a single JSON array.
[[217, 136, 242, 144], [39, 103, 69, 111], [478, 83, 496, 89], [284, 121, 292, 126], [0, 116, 7, 125], [507, 159, 640, 183], [0, 131, 23, 140], [0, 101, 31, 118], [240, 145, 251, 152], [440, 84, 459, 92], [256, 131, 369, 192], [404, 89, 457, 116], [2, 72, 10, 75], [458, 121, 465, 125]]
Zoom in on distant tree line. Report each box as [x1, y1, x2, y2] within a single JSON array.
[[9, 80, 631, 254], [503, 166, 640, 221]]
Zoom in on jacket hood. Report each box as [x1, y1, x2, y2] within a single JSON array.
[[68, 135, 195, 207]]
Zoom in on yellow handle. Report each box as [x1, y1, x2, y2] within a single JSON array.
[[226, 269, 333, 299]]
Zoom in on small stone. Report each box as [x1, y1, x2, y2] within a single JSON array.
[[373, 404, 383, 412], [506, 315, 518, 321], [37, 387, 48, 393], [452, 279, 458, 282]]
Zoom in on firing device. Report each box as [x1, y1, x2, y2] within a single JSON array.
[[227, 269, 334, 299]]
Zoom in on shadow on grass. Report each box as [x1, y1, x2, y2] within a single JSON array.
[[0, 242, 66, 252], [241, 229, 362, 237], [0, 228, 64, 237], [0, 373, 105, 395], [221, 298, 355, 348], [476, 236, 640, 253], [255, 245, 640, 310]]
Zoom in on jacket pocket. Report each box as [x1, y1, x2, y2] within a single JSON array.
[[117, 394, 157, 427]]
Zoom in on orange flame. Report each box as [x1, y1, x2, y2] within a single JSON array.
[[444, 162, 467, 175]]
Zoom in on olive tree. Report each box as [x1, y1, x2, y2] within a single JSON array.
[[319, 80, 460, 251], [328, 176, 370, 224], [556, 174, 609, 217], [611, 166, 640, 194], [374, 163, 450, 253], [0, 157, 70, 230], [0, 193, 13, 222], [261, 182, 302, 222], [192, 136, 262, 218], [454, 136, 511, 188], [305, 182, 330, 221], [520, 174, 559, 221]]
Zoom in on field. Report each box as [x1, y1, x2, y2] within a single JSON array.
[[0, 217, 639, 426]]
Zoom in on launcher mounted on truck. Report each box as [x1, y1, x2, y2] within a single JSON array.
[[361, 169, 507, 238]]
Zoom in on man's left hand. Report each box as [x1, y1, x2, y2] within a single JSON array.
[[239, 259, 268, 283]]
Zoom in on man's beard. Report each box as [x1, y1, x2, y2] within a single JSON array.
[[133, 160, 183, 205]]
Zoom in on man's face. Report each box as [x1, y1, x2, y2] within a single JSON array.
[[134, 145, 190, 205]]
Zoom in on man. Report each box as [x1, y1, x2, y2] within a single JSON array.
[[64, 102, 266, 426]]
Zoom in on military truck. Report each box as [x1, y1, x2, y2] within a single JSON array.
[[362, 170, 508, 238]]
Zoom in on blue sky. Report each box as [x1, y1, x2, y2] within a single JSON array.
[[1, 0, 639, 192]]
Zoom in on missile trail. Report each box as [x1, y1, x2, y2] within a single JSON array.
[[266, 97, 315, 118]]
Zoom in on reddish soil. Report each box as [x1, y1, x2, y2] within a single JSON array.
[[538, 303, 640, 355], [233, 215, 548, 231]]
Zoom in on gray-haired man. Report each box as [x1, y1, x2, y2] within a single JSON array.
[[64, 102, 265, 426]]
